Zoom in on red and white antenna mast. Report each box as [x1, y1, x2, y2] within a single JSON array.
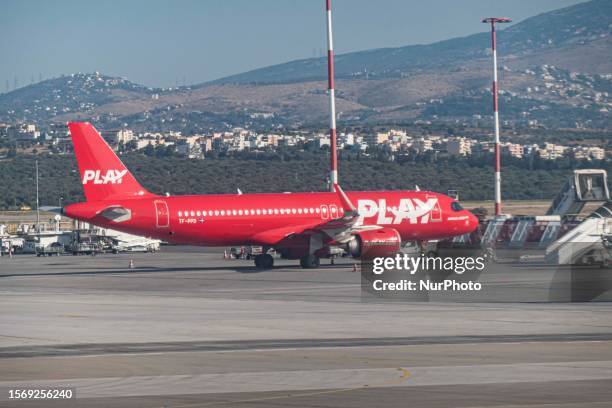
[[326, 0, 338, 190], [482, 17, 511, 217]]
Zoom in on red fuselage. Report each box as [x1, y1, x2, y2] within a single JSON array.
[[65, 190, 477, 248]]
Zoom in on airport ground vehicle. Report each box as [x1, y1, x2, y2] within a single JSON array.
[[35, 242, 64, 257], [229, 246, 263, 260]]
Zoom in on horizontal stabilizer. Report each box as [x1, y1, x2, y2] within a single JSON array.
[[39, 206, 63, 214]]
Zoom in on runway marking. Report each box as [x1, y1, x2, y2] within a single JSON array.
[[2, 333, 612, 358], [398, 367, 411, 380], [1, 361, 611, 400], [0, 334, 61, 342]]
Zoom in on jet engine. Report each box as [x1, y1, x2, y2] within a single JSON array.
[[347, 228, 401, 259]]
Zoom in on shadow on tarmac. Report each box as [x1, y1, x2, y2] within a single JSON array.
[[0, 262, 344, 278]]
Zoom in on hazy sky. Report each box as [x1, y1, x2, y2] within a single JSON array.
[[1, 0, 586, 89]]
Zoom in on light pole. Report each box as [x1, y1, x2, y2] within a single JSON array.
[[482, 17, 511, 217], [35, 160, 40, 232]]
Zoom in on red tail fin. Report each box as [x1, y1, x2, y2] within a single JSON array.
[[68, 122, 154, 202]]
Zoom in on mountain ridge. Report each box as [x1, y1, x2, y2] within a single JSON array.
[[0, 0, 610, 131], [209, 0, 611, 85]]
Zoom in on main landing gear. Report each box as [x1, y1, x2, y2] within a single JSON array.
[[300, 255, 320, 269], [254, 253, 274, 269]]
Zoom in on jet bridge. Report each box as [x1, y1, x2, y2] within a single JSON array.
[[546, 201, 612, 265], [475, 170, 607, 249], [546, 169, 609, 217], [440, 170, 609, 258]]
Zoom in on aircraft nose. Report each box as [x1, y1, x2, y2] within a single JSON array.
[[466, 211, 479, 233]]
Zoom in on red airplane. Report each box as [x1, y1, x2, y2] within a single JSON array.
[[63, 122, 478, 268]]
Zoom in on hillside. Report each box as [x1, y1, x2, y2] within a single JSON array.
[[0, 0, 610, 131], [0, 73, 157, 123], [213, 0, 612, 84]]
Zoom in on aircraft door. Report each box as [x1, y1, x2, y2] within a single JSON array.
[[428, 195, 442, 222], [154, 200, 170, 228], [329, 204, 339, 219]]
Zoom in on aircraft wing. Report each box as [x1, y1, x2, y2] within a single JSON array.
[[250, 222, 323, 246], [40, 206, 63, 214], [305, 184, 381, 243], [309, 216, 381, 244]]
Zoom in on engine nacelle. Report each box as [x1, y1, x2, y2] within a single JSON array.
[[347, 228, 401, 259]]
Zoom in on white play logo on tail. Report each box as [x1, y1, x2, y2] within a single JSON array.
[[82, 169, 128, 185]]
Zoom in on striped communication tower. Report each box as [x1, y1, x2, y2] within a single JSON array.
[[482, 17, 511, 217], [326, 0, 338, 190]]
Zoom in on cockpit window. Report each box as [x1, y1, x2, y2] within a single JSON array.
[[451, 202, 463, 212]]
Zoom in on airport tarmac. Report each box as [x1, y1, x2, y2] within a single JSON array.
[[1, 247, 612, 407]]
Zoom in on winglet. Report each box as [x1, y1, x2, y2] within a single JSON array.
[[333, 184, 357, 216]]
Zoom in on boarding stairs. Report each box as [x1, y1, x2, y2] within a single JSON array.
[[546, 169, 609, 217]]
